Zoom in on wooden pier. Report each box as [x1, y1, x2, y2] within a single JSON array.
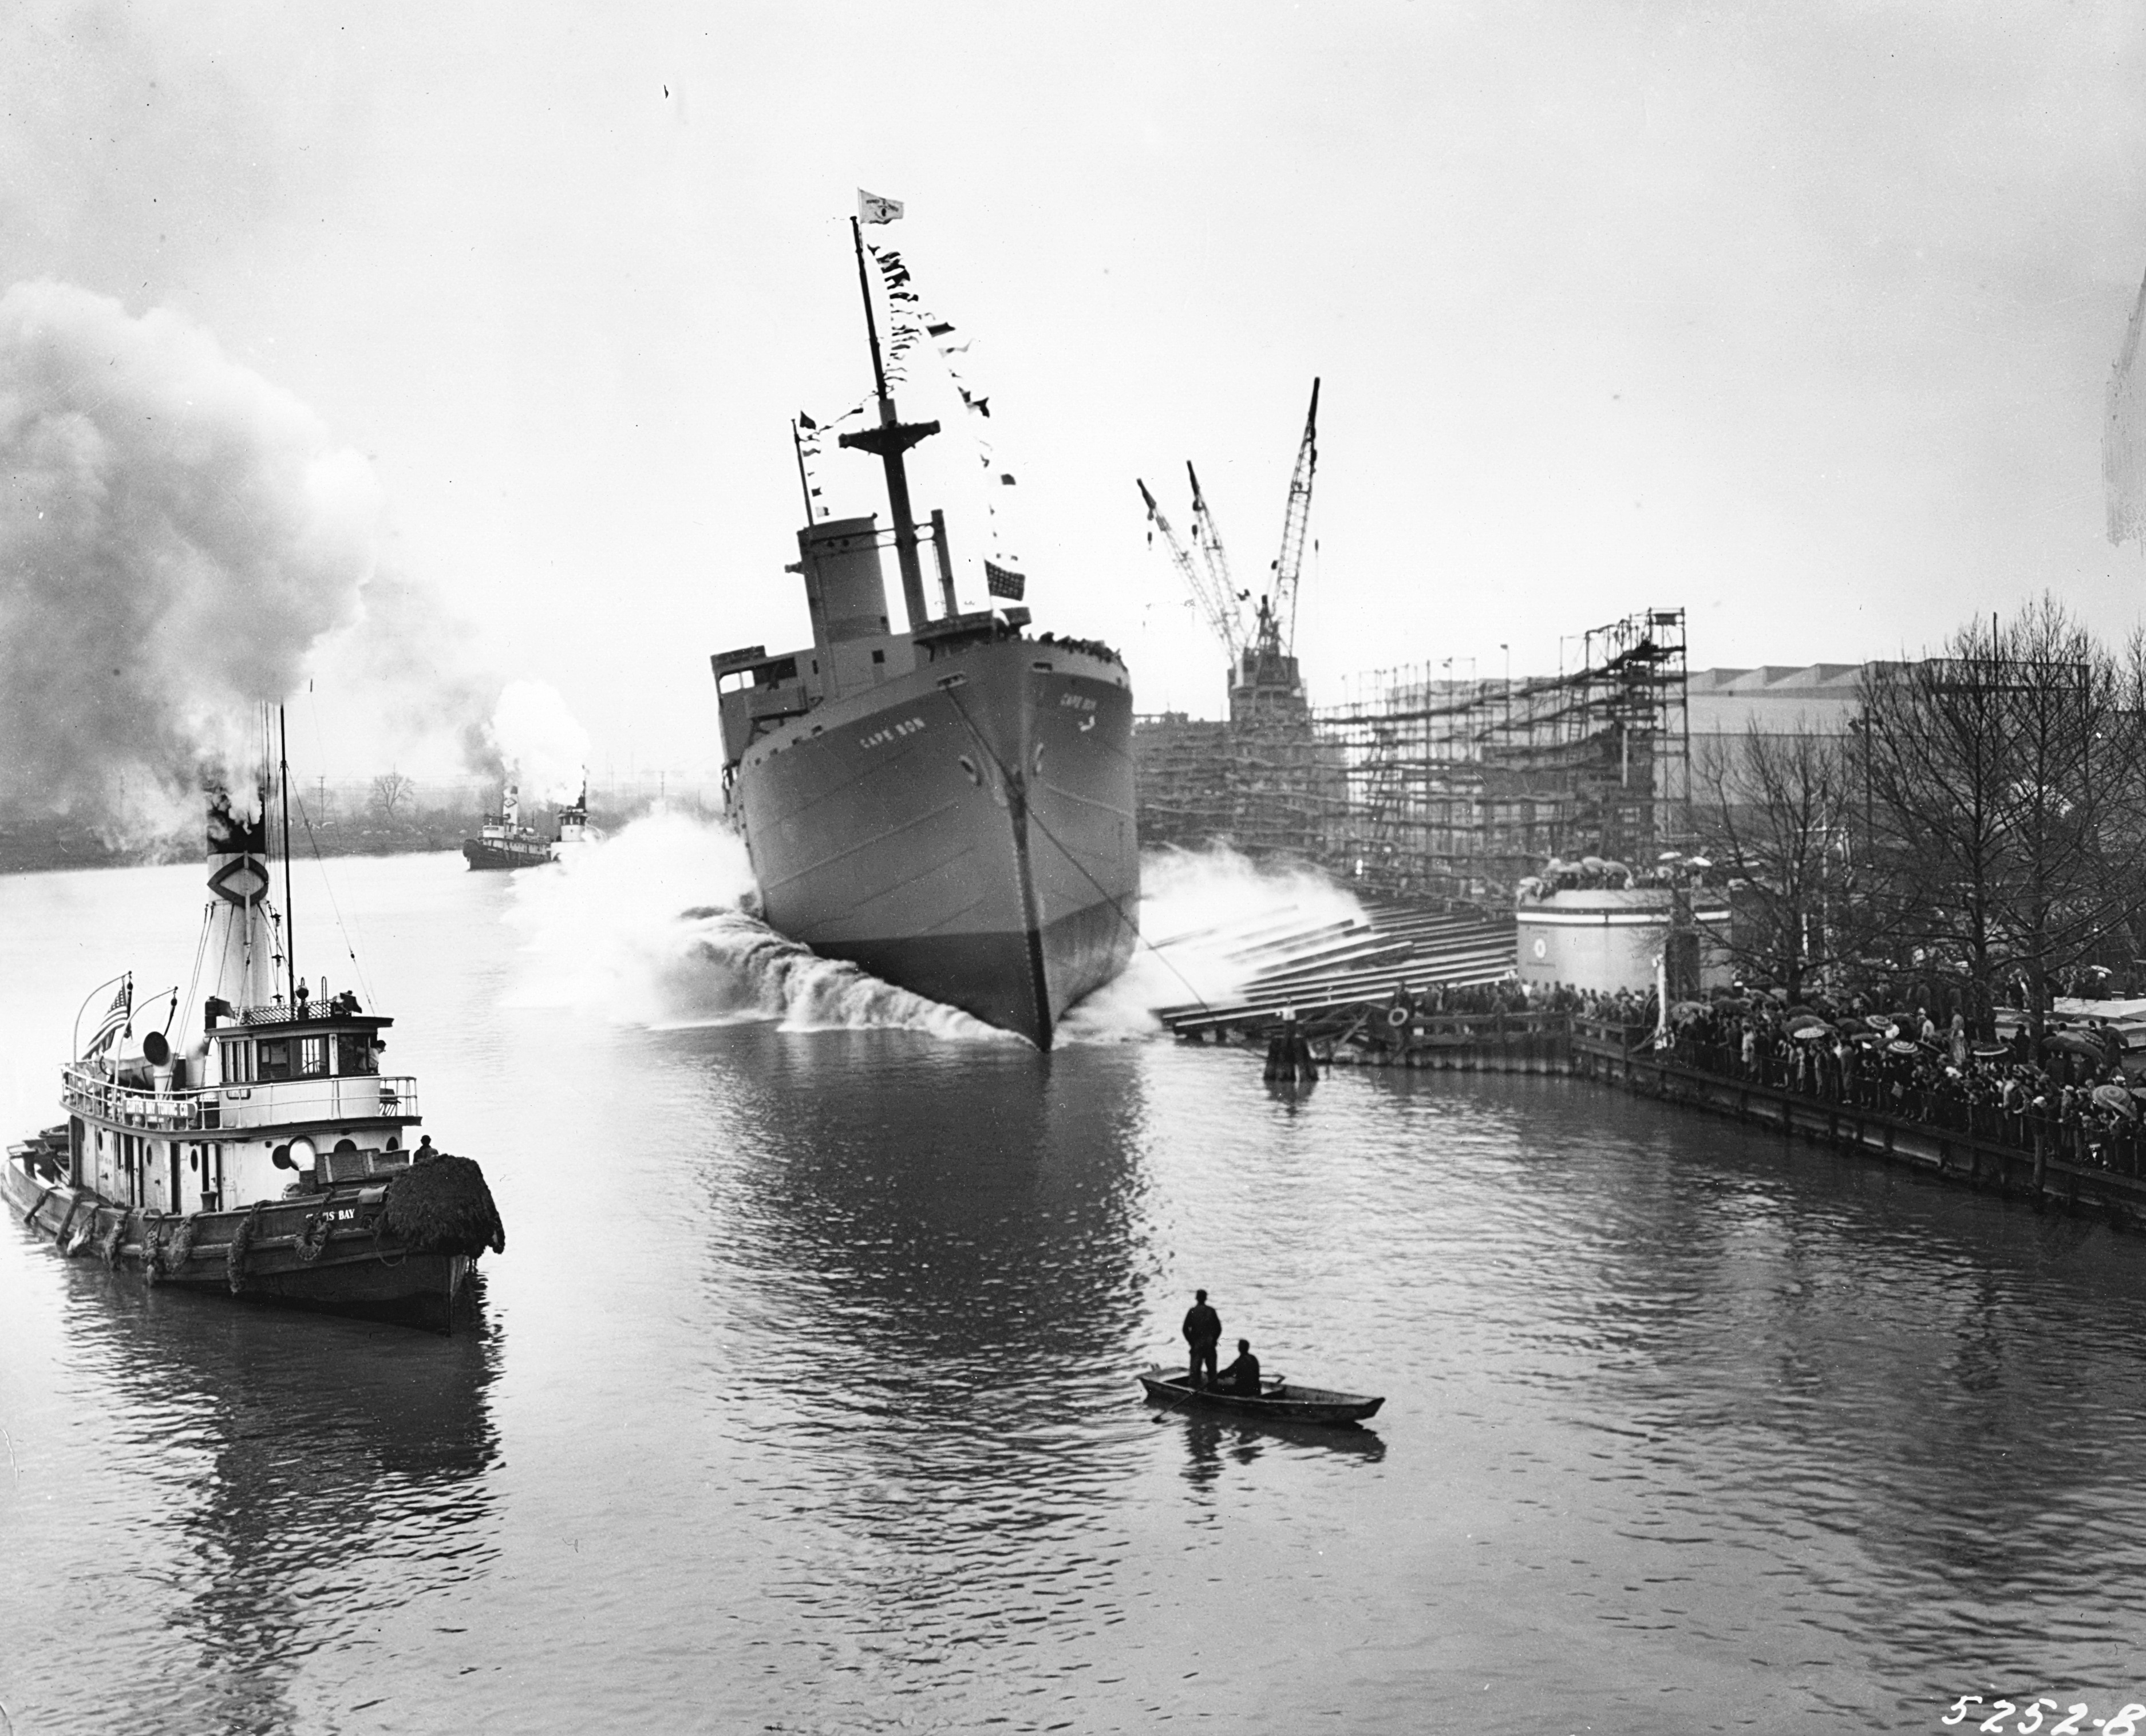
[[1149, 898, 2146, 1225]]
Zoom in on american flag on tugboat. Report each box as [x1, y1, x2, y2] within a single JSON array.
[[985, 560, 1026, 601], [85, 978, 131, 1057]]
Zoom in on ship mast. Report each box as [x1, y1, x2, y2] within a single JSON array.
[[279, 705, 297, 1007], [838, 215, 940, 631]]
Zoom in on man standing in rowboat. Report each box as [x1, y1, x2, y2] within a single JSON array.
[[1183, 1289, 1222, 1389]]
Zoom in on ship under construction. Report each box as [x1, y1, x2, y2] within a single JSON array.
[[1131, 385, 1692, 905]]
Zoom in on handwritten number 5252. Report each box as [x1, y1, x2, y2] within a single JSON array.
[[1943, 1701, 2146, 1735]]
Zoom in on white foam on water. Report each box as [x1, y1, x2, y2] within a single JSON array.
[[505, 821, 1361, 1046], [1057, 844, 1368, 1043], [501, 809, 1009, 1041]]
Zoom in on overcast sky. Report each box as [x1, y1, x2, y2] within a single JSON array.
[[6, 0, 2144, 780]]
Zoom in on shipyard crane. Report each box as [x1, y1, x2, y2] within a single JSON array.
[[1139, 378, 1321, 714], [1139, 476, 1244, 668], [1259, 377, 1320, 662], [1185, 461, 1244, 647]]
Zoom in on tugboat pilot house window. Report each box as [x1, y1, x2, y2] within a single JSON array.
[[255, 1037, 333, 1081]]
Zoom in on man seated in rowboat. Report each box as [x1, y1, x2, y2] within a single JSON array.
[[1216, 1339, 1262, 1397]]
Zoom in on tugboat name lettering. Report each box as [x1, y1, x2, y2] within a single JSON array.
[[1059, 694, 1097, 711], [857, 717, 927, 751]]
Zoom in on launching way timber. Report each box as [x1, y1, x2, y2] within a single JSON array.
[[712, 216, 1138, 1047]]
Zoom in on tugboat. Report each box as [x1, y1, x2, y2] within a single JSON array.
[[2, 718, 504, 1330], [710, 213, 1139, 1047], [461, 778, 556, 871], [550, 781, 602, 858]]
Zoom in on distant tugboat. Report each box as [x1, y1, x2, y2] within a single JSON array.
[[2, 714, 504, 1330], [550, 782, 601, 858], [461, 780, 556, 871]]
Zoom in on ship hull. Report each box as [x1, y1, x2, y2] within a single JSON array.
[[461, 837, 554, 871], [5, 1148, 488, 1333], [734, 637, 1138, 1047]]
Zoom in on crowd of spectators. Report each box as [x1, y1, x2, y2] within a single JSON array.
[[1649, 993, 2143, 1175], [1358, 972, 2143, 1175]]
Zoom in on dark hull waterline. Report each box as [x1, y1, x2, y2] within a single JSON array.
[[5, 1150, 483, 1332]]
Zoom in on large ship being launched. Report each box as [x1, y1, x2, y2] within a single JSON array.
[[713, 215, 1137, 1047]]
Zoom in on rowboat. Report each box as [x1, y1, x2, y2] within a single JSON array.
[[1137, 1366, 1384, 1426]]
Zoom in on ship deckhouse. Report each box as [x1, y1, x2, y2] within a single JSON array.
[[61, 786, 424, 1219]]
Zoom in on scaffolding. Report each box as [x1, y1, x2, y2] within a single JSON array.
[[1133, 606, 1691, 901], [1317, 608, 1690, 901]]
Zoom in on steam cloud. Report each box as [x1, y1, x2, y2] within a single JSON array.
[[0, 280, 497, 844], [487, 679, 591, 807]]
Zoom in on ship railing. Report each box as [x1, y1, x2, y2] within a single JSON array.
[[214, 1075, 421, 1129], [60, 1067, 421, 1132], [62, 1066, 209, 1132]]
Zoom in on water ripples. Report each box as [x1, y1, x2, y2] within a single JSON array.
[[15, 876, 2146, 1729]]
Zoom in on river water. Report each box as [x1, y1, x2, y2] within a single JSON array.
[[7, 832, 2146, 1735]]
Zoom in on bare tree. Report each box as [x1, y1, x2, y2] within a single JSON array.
[[1690, 719, 1865, 1002], [370, 770, 415, 820], [1860, 596, 2143, 1038]]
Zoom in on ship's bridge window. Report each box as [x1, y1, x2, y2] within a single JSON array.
[[335, 1031, 379, 1076], [299, 1035, 330, 1077], [219, 1038, 255, 1084], [256, 1038, 293, 1081]]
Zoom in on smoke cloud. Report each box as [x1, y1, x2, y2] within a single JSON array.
[[0, 280, 504, 844], [0, 281, 381, 835]]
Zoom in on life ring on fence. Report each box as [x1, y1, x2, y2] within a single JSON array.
[[1385, 1006, 1411, 1030]]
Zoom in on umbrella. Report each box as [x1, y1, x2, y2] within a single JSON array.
[[1792, 1026, 1831, 1042], [1864, 1015, 1895, 1032], [1972, 1044, 2010, 1060], [2093, 1083, 2137, 1118], [1580, 855, 1608, 872], [2045, 1030, 2103, 1058], [1685, 855, 1712, 869], [1887, 1040, 1919, 1055], [1600, 859, 1632, 880], [1669, 1001, 1710, 1023], [1787, 1014, 1830, 1035]]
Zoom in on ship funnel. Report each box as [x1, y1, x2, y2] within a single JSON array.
[[205, 788, 281, 1012]]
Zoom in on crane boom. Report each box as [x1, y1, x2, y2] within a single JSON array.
[[1265, 377, 1320, 658], [1185, 461, 1242, 653], [1139, 478, 1243, 666]]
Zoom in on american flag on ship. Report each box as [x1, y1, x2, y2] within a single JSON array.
[[85, 978, 131, 1057]]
